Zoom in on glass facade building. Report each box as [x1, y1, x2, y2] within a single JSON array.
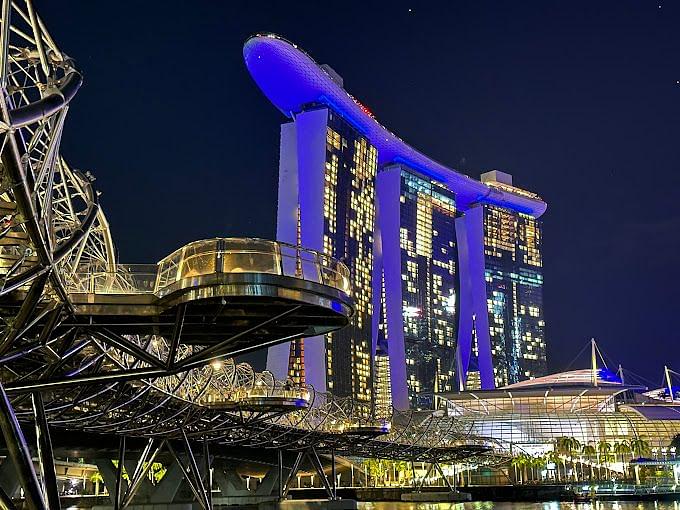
[[322, 109, 377, 400], [374, 343, 392, 419], [377, 164, 458, 409], [481, 171, 546, 386], [267, 105, 377, 403], [442, 369, 680, 454]]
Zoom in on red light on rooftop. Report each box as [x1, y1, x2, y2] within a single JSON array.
[[352, 97, 375, 119]]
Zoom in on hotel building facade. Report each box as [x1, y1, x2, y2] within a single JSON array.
[[266, 106, 377, 402], [244, 34, 548, 409], [480, 171, 546, 387], [376, 164, 459, 409]]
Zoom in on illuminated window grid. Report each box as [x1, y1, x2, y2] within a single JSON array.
[[445, 391, 680, 451], [287, 206, 306, 384], [483, 204, 546, 386], [322, 111, 377, 402], [374, 352, 392, 419], [378, 270, 389, 340], [287, 338, 305, 385], [397, 168, 458, 408]]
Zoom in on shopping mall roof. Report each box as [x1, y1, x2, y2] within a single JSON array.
[[502, 368, 628, 389], [438, 369, 646, 411], [243, 33, 547, 217]]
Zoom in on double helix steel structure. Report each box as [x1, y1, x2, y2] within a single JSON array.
[[0, 3, 502, 508]]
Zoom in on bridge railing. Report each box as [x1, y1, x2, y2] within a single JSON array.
[[156, 238, 351, 295], [65, 238, 351, 296], [65, 264, 157, 294]]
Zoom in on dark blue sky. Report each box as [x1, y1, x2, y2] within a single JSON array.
[[43, 1, 679, 385]]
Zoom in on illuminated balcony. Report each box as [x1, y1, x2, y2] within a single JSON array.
[[64, 238, 354, 355], [344, 419, 392, 438], [66, 238, 350, 296], [200, 382, 310, 413]]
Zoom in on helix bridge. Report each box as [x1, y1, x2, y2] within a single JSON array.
[[0, 2, 503, 508]]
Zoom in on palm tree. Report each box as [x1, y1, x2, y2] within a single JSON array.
[[511, 454, 526, 484], [626, 438, 649, 486], [568, 437, 582, 453], [570, 438, 582, 480], [613, 441, 631, 480], [545, 450, 561, 482], [597, 441, 611, 479], [582, 443, 597, 480], [561, 437, 581, 481], [536, 452, 556, 482], [554, 438, 570, 481], [363, 458, 383, 487], [630, 437, 650, 459], [392, 460, 409, 484], [520, 454, 530, 483], [90, 471, 104, 496], [530, 455, 541, 482], [613, 440, 630, 463], [149, 462, 166, 484], [531, 455, 545, 483], [556, 437, 581, 481]]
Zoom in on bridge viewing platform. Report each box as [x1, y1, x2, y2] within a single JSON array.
[[61, 238, 353, 365]]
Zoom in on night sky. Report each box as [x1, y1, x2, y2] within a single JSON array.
[[40, 1, 679, 386]]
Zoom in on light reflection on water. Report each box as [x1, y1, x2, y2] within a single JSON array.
[[59, 502, 680, 510], [359, 502, 680, 510]]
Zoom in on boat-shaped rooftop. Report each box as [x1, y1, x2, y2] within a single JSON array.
[[244, 33, 547, 217]]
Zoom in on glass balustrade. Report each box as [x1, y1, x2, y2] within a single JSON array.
[[65, 238, 351, 296], [65, 264, 157, 295]]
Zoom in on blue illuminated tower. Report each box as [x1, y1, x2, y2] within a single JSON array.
[[267, 105, 377, 401], [375, 164, 458, 409], [480, 171, 546, 385], [244, 34, 548, 407]]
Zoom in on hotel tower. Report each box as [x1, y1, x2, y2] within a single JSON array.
[[266, 104, 377, 402], [244, 34, 548, 409]]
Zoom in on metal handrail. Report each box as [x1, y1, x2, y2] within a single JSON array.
[[65, 238, 351, 296]]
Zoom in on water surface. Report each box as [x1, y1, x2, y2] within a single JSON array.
[[359, 502, 680, 510]]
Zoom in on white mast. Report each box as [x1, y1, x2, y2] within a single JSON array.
[[617, 364, 625, 385], [591, 338, 598, 387], [665, 365, 674, 402]]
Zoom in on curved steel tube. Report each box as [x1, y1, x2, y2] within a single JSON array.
[[8, 70, 82, 128]]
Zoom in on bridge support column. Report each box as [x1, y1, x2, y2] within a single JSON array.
[[281, 452, 303, 500], [330, 449, 337, 499], [0, 381, 46, 510], [255, 463, 280, 497], [306, 447, 334, 500], [32, 390, 60, 510], [120, 438, 164, 508], [0, 456, 20, 503], [203, 441, 212, 510], [93, 459, 119, 505], [402, 459, 471, 503], [211, 462, 249, 497], [148, 461, 184, 504], [114, 436, 126, 510], [433, 461, 455, 492], [278, 450, 283, 500]]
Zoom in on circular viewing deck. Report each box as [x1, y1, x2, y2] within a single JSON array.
[[65, 238, 354, 357]]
